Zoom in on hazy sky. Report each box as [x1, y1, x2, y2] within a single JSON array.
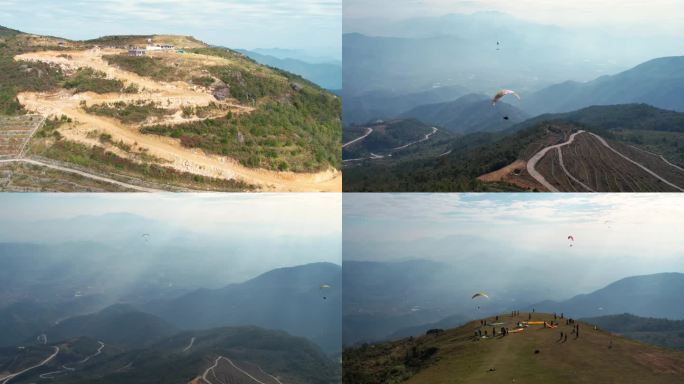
[[344, 194, 684, 293], [0, 193, 341, 280], [344, 0, 684, 36], [0, 0, 341, 59]]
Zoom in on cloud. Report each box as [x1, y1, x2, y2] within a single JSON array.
[[344, 0, 684, 36]]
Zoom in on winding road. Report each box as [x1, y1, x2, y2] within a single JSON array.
[[342, 128, 373, 148], [526, 130, 585, 192], [343, 127, 438, 163], [526, 130, 684, 192], [182, 337, 196, 352], [0, 346, 59, 384], [392, 127, 438, 150], [202, 356, 278, 384], [39, 341, 105, 379]]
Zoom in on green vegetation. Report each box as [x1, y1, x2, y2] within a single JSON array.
[[208, 65, 288, 103], [102, 54, 181, 82], [83, 100, 172, 124], [34, 115, 69, 139], [344, 124, 550, 191], [0, 35, 64, 115], [63, 67, 126, 93], [143, 90, 340, 172], [28, 137, 254, 191], [191, 75, 214, 87]]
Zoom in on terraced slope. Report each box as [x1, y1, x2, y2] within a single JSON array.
[[1, 27, 341, 191]]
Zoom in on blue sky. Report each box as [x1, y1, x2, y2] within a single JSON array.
[[344, 193, 684, 292], [0, 0, 341, 59]]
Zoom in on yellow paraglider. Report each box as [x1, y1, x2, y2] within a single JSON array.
[[320, 284, 331, 300]]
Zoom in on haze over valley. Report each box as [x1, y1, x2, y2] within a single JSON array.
[[0, 194, 342, 384]]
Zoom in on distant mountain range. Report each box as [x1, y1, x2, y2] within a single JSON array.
[[343, 262, 684, 346], [534, 273, 684, 319], [343, 12, 679, 98], [399, 93, 528, 133], [522, 56, 684, 116], [583, 313, 684, 351], [343, 85, 470, 125], [149, 262, 341, 354], [237, 49, 341, 90]]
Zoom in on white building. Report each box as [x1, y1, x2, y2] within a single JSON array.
[[128, 48, 146, 57]]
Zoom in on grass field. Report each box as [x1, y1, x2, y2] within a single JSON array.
[[343, 312, 684, 384]]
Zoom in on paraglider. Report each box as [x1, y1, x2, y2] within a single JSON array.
[[491, 90, 520, 106], [142, 233, 150, 242], [568, 235, 574, 247], [472, 292, 489, 310], [320, 284, 331, 300]]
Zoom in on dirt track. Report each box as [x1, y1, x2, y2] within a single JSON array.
[[14, 49, 341, 192]]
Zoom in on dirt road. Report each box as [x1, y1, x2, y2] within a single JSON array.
[[526, 130, 585, 192], [15, 49, 341, 191], [0, 158, 161, 192]]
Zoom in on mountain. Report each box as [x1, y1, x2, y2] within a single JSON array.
[[523, 56, 684, 116], [343, 312, 684, 384], [44, 304, 178, 348], [250, 48, 339, 64], [583, 313, 684, 351], [237, 49, 341, 90], [386, 314, 470, 340], [344, 104, 684, 192], [150, 263, 342, 354], [343, 13, 680, 97], [343, 260, 478, 346], [343, 85, 470, 125], [399, 94, 529, 133], [534, 273, 684, 319], [0, 27, 341, 192], [0, 25, 21, 37], [2, 326, 340, 384], [0, 296, 110, 347], [342, 119, 451, 162]]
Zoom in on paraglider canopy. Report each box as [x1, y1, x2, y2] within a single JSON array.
[[472, 292, 489, 299], [320, 284, 331, 300], [492, 90, 520, 106]]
